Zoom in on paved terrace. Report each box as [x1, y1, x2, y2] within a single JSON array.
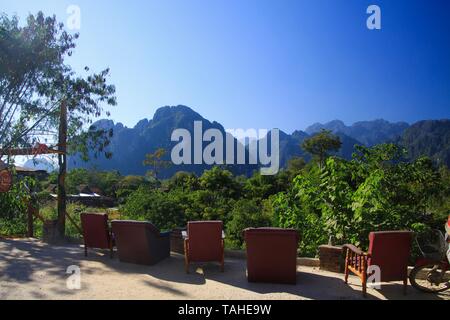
[[0, 238, 448, 300]]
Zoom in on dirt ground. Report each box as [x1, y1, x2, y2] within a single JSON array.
[[0, 238, 448, 300]]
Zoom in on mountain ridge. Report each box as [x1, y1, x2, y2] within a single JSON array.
[[60, 105, 450, 176], [305, 118, 410, 146]]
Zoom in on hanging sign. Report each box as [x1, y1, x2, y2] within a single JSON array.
[[0, 169, 12, 193]]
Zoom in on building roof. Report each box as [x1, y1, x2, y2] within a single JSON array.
[[14, 165, 48, 176]]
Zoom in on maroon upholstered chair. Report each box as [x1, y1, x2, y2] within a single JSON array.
[[183, 221, 224, 273], [244, 227, 299, 284], [111, 220, 170, 265], [80, 213, 113, 258], [344, 230, 413, 296]]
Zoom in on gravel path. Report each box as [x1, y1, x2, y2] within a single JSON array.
[[0, 238, 448, 300]]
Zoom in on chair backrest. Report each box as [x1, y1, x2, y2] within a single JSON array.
[[244, 227, 299, 284], [80, 213, 110, 249], [368, 231, 413, 281], [245, 227, 299, 243], [187, 221, 223, 262], [244, 227, 299, 261], [111, 220, 161, 264]]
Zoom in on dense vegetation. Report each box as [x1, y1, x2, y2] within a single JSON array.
[[400, 120, 450, 167], [274, 144, 449, 256], [2, 140, 448, 258], [0, 176, 34, 236]]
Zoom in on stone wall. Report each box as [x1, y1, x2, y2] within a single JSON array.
[[319, 245, 345, 273]]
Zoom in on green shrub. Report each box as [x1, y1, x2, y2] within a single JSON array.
[[226, 198, 273, 249], [0, 178, 34, 237], [273, 144, 447, 257], [121, 186, 185, 231]]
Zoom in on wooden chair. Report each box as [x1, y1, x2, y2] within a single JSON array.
[[344, 231, 413, 297], [80, 213, 114, 258], [183, 221, 225, 273]]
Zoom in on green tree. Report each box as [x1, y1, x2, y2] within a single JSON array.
[[226, 198, 273, 248], [0, 176, 35, 236], [243, 172, 290, 200], [301, 130, 342, 168], [65, 168, 89, 194], [116, 175, 149, 203], [274, 143, 446, 255], [199, 166, 241, 199], [287, 156, 306, 173], [121, 186, 185, 231], [0, 12, 116, 160], [143, 148, 171, 180], [168, 171, 199, 191], [273, 166, 328, 256]]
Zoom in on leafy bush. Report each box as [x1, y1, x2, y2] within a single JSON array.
[[273, 144, 447, 256], [34, 203, 118, 240], [226, 198, 273, 249], [273, 169, 328, 257], [46, 169, 121, 197], [0, 178, 34, 236], [116, 175, 149, 203], [121, 186, 185, 231]]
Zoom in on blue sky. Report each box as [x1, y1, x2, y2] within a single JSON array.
[[2, 0, 450, 133]]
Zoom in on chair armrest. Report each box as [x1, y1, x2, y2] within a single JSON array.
[[344, 244, 369, 277], [343, 244, 368, 256]]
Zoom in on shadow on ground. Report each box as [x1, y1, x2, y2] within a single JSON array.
[[0, 239, 448, 300]]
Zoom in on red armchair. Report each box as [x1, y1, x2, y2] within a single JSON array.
[[183, 221, 224, 273], [111, 220, 170, 265], [344, 230, 413, 296], [244, 227, 300, 284], [80, 213, 114, 258]]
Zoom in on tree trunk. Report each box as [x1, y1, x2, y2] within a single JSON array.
[[57, 101, 67, 240]]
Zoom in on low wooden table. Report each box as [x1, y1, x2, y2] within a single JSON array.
[[170, 227, 186, 254]]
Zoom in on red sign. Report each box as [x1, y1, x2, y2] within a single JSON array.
[[34, 143, 49, 155], [0, 169, 12, 193]]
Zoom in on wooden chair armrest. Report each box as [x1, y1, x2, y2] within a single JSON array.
[[344, 243, 370, 283], [343, 244, 368, 256]]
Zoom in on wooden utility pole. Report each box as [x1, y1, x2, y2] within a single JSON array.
[[57, 101, 67, 239], [27, 202, 34, 237]]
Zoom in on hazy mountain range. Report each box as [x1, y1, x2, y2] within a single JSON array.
[[305, 119, 409, 146], [25, 105, 449, 176]]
